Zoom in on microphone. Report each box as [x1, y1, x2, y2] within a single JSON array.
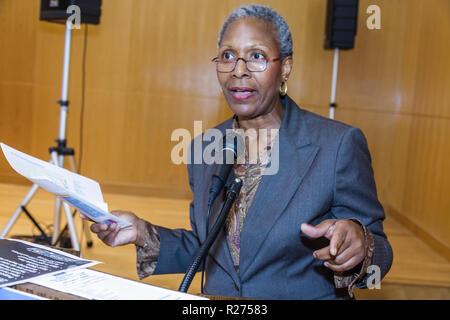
[[179, 178, 243, 293], [208, 132, 244, 206], [201, 132, 243, 293]]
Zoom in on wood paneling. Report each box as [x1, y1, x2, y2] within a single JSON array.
[[331, 0, 450, 258], [0, 1, 449, 256]]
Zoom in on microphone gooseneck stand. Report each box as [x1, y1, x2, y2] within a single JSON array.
[[179, 178, 243, 293]]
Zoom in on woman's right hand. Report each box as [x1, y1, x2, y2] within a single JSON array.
[[79, 210, 146, 248]]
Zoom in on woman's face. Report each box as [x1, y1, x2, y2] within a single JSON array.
[[217, 18, 292, 119]]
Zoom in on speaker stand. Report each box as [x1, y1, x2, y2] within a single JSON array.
[[329, 48, 339, 119]]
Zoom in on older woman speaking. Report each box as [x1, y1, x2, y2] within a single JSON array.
[[81, 4, 393, 299]]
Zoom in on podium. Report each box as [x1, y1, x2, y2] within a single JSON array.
[[5, 246, 250, 300], [11, 281, 249, 300]]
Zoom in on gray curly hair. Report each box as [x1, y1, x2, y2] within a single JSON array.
[[218, 4, 293, 59]]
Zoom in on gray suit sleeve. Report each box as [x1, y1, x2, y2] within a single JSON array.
[[152, 145, 202, 275], [331, 127, 393, 287]]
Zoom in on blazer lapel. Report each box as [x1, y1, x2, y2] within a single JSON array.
[[206, 169, 241, 285], [239, 97, 320, 280]]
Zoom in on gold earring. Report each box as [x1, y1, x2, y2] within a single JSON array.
[[280, 79, 288, 96]]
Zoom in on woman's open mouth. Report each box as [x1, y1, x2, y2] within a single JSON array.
[[229, 87, 256, 101]]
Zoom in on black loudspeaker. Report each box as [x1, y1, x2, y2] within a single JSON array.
[[324, 0, 359, 49], [40, 0, 102, 25]]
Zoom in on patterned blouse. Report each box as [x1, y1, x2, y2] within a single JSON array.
[[136, 118, 374, 298]]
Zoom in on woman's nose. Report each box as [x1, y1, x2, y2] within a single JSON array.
[[233, 59, 249, 78]]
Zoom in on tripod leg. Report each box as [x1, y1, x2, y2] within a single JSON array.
[[67, 155, 93, 248], [68, 155, 77, 173], [51, 197, 62, 245], [50, 152, 81, 251], [0, 183, 40, 238], [50, 151, 65, 246], [62, 201, 80, 251]]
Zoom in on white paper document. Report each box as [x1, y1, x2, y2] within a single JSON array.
[[0, 143, 131, 228], [0, 238, 99, 288], [30, 268, 207, 300]]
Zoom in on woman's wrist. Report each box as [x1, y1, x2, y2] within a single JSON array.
[[134, 218, 148, 247]]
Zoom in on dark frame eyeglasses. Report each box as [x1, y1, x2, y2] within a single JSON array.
[[211, 56, 281, 73]]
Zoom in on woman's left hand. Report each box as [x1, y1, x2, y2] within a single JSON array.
[[301, 219, 366, 272]]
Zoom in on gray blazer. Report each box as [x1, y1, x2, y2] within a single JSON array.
[[153, 96, 393, 299]]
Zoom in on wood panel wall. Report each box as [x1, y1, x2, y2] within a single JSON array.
[[0, 0, 449, 257]]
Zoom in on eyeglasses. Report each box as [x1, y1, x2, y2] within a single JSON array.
[[211, 56, 281, 73]]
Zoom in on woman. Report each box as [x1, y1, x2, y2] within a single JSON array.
[[82, 4, 393, 299]]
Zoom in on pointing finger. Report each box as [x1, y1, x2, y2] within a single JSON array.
[[301, 219, 336, 239]]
